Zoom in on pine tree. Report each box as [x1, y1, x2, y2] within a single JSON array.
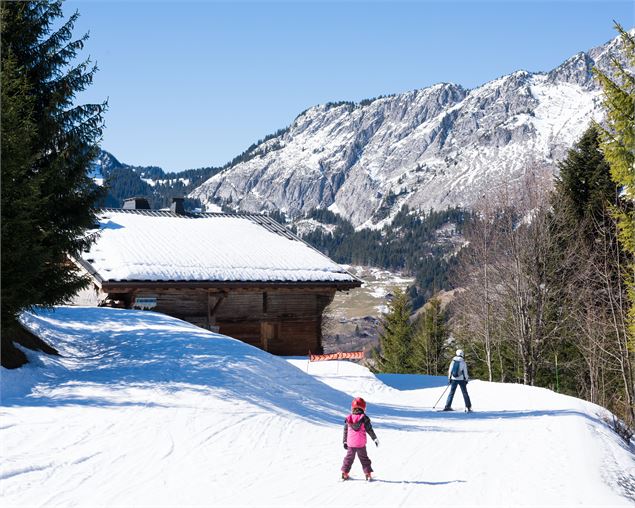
[[373, 287, 413, 373], [593, 23, 635, 349], [1, 1, 106, 367], [410, 297, 447, 375], [554, 126, 617, 228]]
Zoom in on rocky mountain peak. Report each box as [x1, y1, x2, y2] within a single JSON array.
[[189, 31, 630, 228]]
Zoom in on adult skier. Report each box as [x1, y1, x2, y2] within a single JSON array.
[[443, 349, 472, 412]]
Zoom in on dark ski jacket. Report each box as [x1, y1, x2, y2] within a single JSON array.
[[343, 408, 377, 447]]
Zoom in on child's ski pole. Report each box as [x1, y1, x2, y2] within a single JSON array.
[[433, 383, 450, 409]]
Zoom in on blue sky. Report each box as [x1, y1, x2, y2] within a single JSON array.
[[69, 1, 634, 172]]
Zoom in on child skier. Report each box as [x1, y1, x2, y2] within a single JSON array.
[[341, 397, 379, 481]]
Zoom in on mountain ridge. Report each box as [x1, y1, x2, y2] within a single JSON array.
[[187, 31, 630, 228]]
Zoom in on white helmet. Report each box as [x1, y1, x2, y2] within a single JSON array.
[[456, 349, 464, 358]]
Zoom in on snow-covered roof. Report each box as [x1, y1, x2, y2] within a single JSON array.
[[78, 209, 360, 286]]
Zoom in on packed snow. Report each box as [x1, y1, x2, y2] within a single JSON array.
[[1, 307, 634, 507], [80, 211, 357, 283]]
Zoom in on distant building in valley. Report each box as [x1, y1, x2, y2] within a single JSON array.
[[72, 198, 361, 355]]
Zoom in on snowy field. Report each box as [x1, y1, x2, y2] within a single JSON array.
[[1, 307, 634, 508]]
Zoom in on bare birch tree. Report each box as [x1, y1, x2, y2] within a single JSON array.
[[451, 199, 501, 381]]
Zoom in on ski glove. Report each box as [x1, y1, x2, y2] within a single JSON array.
[[374, 439, 379, 447], [343, 443, 348, 450]]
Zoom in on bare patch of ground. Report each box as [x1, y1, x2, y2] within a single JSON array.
[[322, 266, 414, 354]]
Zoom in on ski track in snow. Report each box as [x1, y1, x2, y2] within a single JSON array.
[[1, 306, 634, 508]]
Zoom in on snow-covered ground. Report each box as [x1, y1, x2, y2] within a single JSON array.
[[1, 307, 634, 508]]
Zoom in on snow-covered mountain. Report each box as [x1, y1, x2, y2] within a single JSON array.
[[190, 32, 629, 228], [91, 150, 124, 174], [2, 306, 634, 506], [88, 150, 123, 186]]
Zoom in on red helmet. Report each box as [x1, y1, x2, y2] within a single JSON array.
[[351, 397, 366, 411]]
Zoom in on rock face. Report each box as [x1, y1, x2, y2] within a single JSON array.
[[190, 33, 629, 228]]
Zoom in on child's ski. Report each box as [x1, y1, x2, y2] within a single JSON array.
[[339, 477, 377, 482]]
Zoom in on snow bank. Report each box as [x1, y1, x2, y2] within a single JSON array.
[[2, 307, 349, 422]]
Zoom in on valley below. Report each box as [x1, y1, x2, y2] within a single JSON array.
[[322, 266, 414, 354]]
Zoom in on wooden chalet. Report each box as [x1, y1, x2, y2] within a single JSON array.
[[73, 198, 361, 355]]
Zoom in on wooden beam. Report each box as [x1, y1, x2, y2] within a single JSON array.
[[207, 291, 212, 328], [209, 292, 226, 321]]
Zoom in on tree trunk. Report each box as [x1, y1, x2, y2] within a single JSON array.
[[0, 316, 58, 369], [1, 333, 28, 369]]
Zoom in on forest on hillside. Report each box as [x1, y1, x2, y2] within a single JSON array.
[[295, 206, 470, 309], [98, 157, 221, 210]]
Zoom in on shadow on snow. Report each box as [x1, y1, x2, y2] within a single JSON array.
[[2, 307, 605, 432]]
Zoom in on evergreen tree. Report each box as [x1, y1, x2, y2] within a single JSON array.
[[554, 126, 617, 228], [593, 23, 635, 349], [1, 1, 106, 367], [410, 297, 448, 375], [373, 287, 413, 373], [299, 205, 468, 306]]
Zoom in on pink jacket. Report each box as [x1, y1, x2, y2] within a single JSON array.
[[345, 412, 378, 448]]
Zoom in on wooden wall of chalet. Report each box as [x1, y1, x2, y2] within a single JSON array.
[[106, 287, 336, 355]]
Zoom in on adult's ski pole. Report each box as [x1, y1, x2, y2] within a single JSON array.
[[433, 383, 450, 409]]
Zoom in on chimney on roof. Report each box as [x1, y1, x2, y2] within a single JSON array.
[[170, 197, 185, 215], [123, 197, 151, 210]]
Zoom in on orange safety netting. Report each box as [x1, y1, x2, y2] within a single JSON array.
[[309, 351, 364, 362]]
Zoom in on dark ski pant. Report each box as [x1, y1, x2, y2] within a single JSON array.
[[445, 380, 471, 409], [341, 446, 373, 474]]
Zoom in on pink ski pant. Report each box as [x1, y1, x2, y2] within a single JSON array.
[[341, 446, 373, 474]]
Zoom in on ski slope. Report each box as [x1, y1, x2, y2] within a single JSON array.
[[1, 307, 634, 507]]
